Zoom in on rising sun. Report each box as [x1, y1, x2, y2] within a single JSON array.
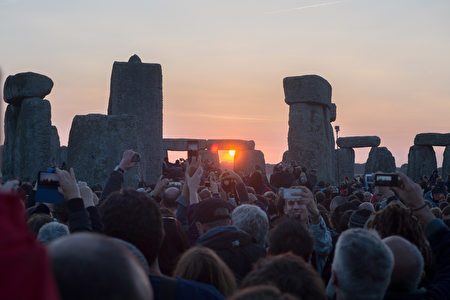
[[228, 150, 236, 157]]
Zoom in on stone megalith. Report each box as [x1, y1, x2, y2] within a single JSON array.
[[67, 114, 139, 188], [335, 148, 355, 183], [2, 105, 20, 179], [399, 163, 408, 174], [206, 139, 255, 151], [443, 146, 450, 180], [50, 125, 61, 167], [3, 72, 53, 105], [365, 147, 396, 174], [234, 150, 266, 176], [407, 145, 437, 181], [337, 136, 381, 148], [283, 75, 336, 183], [162, 139, 208, 151], [6, 98, 54, 182], [199, 150, 220, 170], [108, 54, 163, 185], [414, 133, 450, 146]]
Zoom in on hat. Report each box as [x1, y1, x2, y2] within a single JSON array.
[[193, 199, 231, 224], [432, 186, 446, 195], [348, 208, 372, 228]]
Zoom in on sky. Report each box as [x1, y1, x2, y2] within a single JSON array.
[[1, 0, 449, 166]]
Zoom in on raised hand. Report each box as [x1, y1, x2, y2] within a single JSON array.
[[56, 168, 80, 200], [118, 149, 141, 171]]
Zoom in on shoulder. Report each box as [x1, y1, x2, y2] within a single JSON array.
[[175, 277, 225, 300]]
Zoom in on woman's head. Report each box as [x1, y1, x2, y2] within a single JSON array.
[[173, 246, 237, 297]]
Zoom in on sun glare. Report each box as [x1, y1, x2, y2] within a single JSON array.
[[229, 150, 236, 157]]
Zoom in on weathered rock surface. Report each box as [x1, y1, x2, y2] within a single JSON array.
[[365, 147, 396, 174], [283, 75, 332, 105], [199, 150, 220, 170], [50, 126, 60, 167], [67, 114, 139, 187], [9, 98, 53, 181], [330, 103, 336, 122], [286, 103, 335, 183], [4, 72, 53, 105], [337, 136, 381, 148], [58, 146, 68, 167], [443, 146, 450, 180], [2, 105, 20, 180], [335, 148, 355, 182], [399, 163, 408, 174], [407, 145, 437, 181], [414, 133, 450, 146], [108, 55, 163, 185], [206, 139, 255, 151], [234, 150, 266, 176], [163, 139, 207, 151]]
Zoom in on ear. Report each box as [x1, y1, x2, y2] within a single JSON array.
[[331, 269, 338, 287], [195, 221, 205, 236]]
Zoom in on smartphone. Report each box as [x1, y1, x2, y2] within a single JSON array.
[[365, 174, 374, 190], [283, 188, 302, 199], [35, 171, 64, 204], [131, 153, 141, 162], [374, 173, 399, 187]]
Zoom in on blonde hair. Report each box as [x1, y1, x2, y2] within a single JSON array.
[[173, 246, 237, 297]]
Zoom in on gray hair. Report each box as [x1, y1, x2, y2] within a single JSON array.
[[383, 236, 424, 292], [232, 204, 269, 246], [332, 228, 393, 300], [37, 222, 69, 243]]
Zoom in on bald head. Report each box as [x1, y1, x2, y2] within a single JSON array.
[[48, 233, 152, 300], [383, 236, 424, 292]]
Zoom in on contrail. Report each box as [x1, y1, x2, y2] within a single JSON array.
[[266, 0, 347, 14]]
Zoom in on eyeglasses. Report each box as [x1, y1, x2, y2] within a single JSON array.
[[287, 199, 306, 206]]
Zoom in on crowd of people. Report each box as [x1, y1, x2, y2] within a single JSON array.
[[1, 149, 450, 300]]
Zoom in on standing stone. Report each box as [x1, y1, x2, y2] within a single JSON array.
[[108, 55, 163, 185], [234, 150, 266, 176], [13, 98, 53, 182], [283, 75, 336, 183], [443, 146, 450, 180], [335, 148, 355, 183], [3, 72, 53, 105], [163, 139, 208, 151], [199, 150, 220, 170], [50, 126, 60, 167], [407, 145, 437, 181], [2, 105, 20, 180], [67, 114, 139, 188], [365, 147, 396, 174], [58, 146, 68, 167], [399, 163, 408, 174]]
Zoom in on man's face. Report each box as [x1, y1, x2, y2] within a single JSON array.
[[284, 198, 308, 223], [433, 193, 445, 203]]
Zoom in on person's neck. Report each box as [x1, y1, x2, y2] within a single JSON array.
[[149, 259, 163, 276]]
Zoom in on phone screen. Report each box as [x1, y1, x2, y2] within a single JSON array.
[[39, 172, 59, 187]]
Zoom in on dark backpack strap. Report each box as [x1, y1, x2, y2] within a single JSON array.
[[158, 277, 178, 300]]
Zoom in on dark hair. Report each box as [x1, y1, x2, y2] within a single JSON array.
[[338, 210, 353, 233], [241, 253, 327, 300], [49, 233, 150, 300], [330, 202, 358, 232], [100, 189, 163, 265], [230, 285, 297, 300], [51, 202, 70, 224], [158, 217, 190, 276], [366, 203, 433, 273], [269, 219, 314, 261], [439, 201, 449, 210], [27, 213, 53, 235]]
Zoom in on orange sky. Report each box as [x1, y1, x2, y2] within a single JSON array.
[[1, 0, 449, 168]]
